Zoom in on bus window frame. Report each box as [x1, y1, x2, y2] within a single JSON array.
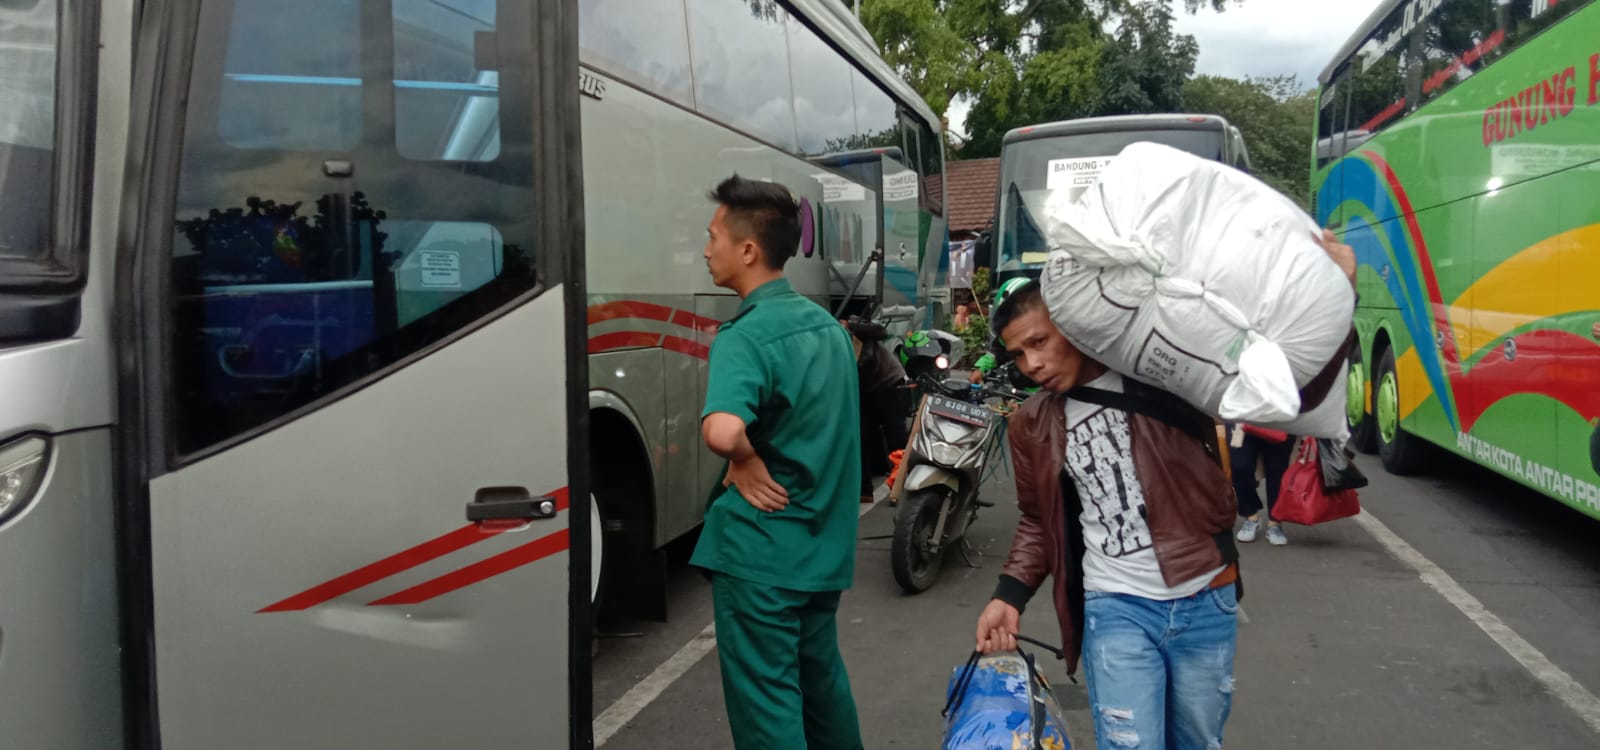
[[0, 0, 99, 341]]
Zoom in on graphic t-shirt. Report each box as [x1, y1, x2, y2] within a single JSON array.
[[1066, 372, 1223, 599]]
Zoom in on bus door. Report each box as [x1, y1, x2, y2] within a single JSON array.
[[118, 1, 587, 747]]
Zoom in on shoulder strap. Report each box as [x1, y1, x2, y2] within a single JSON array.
[[1065, 385, 1214, 444]]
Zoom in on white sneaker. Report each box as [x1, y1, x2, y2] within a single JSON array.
[[1266, 524, 1288, 546], [1236, 519, 1260, 543]]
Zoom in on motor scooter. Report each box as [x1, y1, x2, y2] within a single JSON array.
[[889, 332, 1029, 593]]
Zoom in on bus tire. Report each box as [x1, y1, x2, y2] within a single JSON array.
[[1375, 347, 1423, 475], [1345, 347, 1377, 454], [590, 414, 666, 628]]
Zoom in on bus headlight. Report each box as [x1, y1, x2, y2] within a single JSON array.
[[0, 435, 49, 524]]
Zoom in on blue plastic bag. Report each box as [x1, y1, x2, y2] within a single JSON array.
[[941, 649, 1071, 750]]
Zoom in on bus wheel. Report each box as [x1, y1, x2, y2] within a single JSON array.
[[1345, 350, 1377, 454], [1375, 347, 1423, 475]]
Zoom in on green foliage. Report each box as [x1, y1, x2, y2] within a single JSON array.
[[1182, 74, 1318, 208], [970, 266, 992, 306], [954, 311, 989, 368], [856, 1, 1238, 156], [949, 267, 993, 367]]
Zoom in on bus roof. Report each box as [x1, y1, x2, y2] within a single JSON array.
[[811, 146, 907, 167], [1000, 114, 1230, 147], [1318, 0, 1404, 85], [792, 0, 942, 130]]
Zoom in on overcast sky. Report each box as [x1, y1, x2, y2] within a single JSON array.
[[1175, 0, 1382, 86], [947, 0, 1384, 138]]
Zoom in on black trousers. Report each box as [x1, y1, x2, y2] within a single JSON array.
[[860, 386, 909, 491], [1230, 430, 1294, 519]]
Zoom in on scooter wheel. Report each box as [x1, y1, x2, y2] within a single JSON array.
[[892, 488, 948, 593]]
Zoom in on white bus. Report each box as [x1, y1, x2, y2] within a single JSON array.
[[984, 113, 1250, 285], [0, 0, 944, 748]]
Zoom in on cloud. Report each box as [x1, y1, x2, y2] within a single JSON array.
[[1175, 0, 1385, 89]]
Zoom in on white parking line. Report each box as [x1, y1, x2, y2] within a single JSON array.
[[592, 484, 889, 747], [1355, 510, 1600, 736]]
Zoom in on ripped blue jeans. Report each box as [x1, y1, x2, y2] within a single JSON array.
[[1081, 586, 1238, 750]]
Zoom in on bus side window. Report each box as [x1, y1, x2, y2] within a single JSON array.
[[216, 0, 362, 151], [685, 0, 799, 152], [577, 0, 693, 107], [393, 0, 502, 162], [168, 0, 539, 456], [788, 14, 856, 156]]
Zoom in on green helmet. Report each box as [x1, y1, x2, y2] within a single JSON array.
[[989, 277, 1035, 347], [992, 277, 1032, 313]]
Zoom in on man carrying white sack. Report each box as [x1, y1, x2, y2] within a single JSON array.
[[1038, 141, 1359, 438], [974, 232, 1356, 750]]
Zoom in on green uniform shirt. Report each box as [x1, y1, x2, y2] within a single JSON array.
[[691, 278, 862, 592]]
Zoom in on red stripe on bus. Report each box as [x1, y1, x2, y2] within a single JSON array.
[[661, 335, 710, 360], [260, 488, 570, 613], [586, 300, 673, 326], [588, 331, 661, 353], [258, 524, 503, 612], [670, 308, 721, 334], [587, 300, 720, 334], [367, 529, 571, 606]]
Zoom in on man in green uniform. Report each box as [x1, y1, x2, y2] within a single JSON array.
[[693, 174, 865, 749]]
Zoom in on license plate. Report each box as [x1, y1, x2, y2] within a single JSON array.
[[926, 394, 991, 427]]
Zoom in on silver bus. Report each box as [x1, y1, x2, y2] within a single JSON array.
[[577, 0, 947, 624], [0, 0, 943, 747], [984, 113, 1250, 285]]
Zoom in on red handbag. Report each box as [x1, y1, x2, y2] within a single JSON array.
[[1239, 424, 1289, 443], [1272, 437, 1361, 525]]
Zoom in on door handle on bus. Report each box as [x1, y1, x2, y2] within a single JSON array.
[[466, 487, 559, 523]]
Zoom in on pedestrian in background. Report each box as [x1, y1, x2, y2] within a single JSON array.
[[1230, 424, 1295, 546], [844, 317, 908, 503], [694, 174, 865, 750]]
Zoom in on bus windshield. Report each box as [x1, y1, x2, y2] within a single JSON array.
[[996, 128, 1223, 271]]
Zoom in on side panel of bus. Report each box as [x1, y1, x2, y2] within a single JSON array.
[[1318, 0, 1600, 518]]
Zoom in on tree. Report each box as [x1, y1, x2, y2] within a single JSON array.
[[858, 1, 1239, 155], [1182, 74, 1317, 208]]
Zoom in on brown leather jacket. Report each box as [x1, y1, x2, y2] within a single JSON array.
[[992, 380, 1238, 676]]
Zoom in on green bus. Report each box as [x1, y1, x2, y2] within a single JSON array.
[[1315, 0, 1600, 519]]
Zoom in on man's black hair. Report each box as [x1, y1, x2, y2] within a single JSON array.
[[708, 174, 801, 269], [990, 280, 1045, 346]]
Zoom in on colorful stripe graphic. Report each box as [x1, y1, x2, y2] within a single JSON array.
[[1319, 152, 1600, 433]]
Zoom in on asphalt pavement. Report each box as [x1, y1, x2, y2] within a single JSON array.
[[591, 449, 1600, 749]]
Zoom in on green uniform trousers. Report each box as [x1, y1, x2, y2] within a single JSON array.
[[711, 573, 863, 750]]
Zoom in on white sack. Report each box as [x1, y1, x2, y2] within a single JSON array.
[[1040, 141, 1354, 438]]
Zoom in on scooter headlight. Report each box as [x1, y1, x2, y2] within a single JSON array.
[[928, 440, 965, 467]]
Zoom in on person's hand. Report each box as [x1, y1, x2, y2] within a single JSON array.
[[968, 369, 984, 385], [723, 455, 788, 512], [975, 599, 1020, 654], [1314, 228, 1357, 288]]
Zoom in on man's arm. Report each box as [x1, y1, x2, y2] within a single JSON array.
[[702, 331, 787, 512], [977, 413, 1050, 653], [997, 417, 1051, 603], [702, 413, 788, 512]]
